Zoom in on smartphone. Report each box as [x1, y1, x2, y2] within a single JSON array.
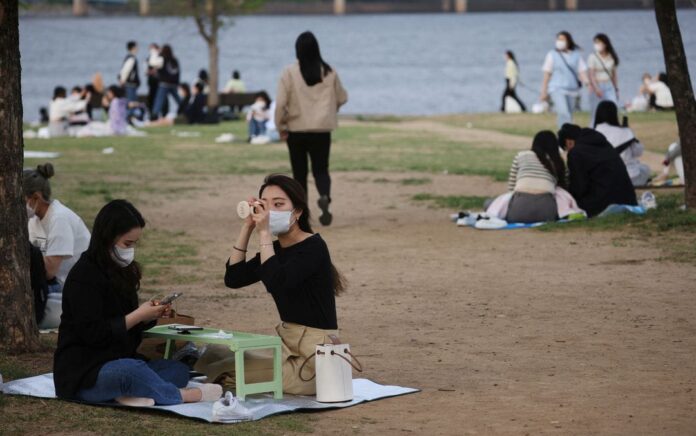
[[159, 292, 183, 305], [167, 324, 203, 332]]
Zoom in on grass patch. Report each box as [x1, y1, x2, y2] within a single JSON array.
[[412, 193, 487, 210], [539, 193, 696, 263], [436, 111, 678, 153], [540, 194, 695, 233], [0, 395, 317, 435], [400, 177, 432, 186], [136, 229, 201, 294]]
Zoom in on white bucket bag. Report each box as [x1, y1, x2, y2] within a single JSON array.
[[300, 335, 363, 403]]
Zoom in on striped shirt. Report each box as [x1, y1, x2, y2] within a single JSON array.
[[508, 151, 557, 193]]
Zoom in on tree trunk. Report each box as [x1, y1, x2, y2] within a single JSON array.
[[654, 0, 696, 208], [206, 0, 220, 114], [0, 1, 42, 354], [208, 41, 220, 108]]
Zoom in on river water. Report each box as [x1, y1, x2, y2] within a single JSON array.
[[19, 9, 696, 120]]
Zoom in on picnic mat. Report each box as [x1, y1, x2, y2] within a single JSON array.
[[1, 374, 418, 423]]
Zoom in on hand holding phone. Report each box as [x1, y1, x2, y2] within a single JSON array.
[[158, 292, 182, 305]]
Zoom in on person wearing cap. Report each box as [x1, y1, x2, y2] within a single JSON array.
[[558, 124, 637, 217]]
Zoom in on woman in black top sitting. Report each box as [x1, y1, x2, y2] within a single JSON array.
[[195, 174, 346, 395], [53, 200, 221, 406]]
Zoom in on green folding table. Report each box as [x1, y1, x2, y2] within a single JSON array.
[[143, 325, 283, 400]]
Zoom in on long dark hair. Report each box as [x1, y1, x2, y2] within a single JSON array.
[[259, 174, 346, 296], [160, 44, 178, 67], [532, 131, 567, 189], [557, 31, 580, 51], [506, 50, 518, 67], [87, 200, 145, 295], [295, 31, 332, 87], [593, 33, 619, 66], [594, 101, 620, 128]]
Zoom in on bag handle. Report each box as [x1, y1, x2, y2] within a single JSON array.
[[556, 50, 582, 89], [298, 346, 365, 382], [331, 348, 364, 373], [298, 353, 316, 382], [594, 53, 618, 93]]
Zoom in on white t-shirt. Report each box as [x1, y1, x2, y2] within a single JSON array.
[[49, 97, 87, 122], [28, 199, 91, 285], [595, 123, 645, 181], [587, 53, 615, 82], [648, 81, 674, 108]]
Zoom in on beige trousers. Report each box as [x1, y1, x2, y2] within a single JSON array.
[[194, 322, 338, 395]]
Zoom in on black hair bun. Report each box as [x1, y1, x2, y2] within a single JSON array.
[[37, 162, 55, 179]]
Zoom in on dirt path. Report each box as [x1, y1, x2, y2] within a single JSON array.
[[141, 170, 696, 435]]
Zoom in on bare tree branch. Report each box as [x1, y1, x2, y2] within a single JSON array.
[[190, 0, 211, 43]]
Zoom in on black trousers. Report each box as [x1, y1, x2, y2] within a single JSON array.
[[287, 131, 332, 199], [501, 79, 527, 112]]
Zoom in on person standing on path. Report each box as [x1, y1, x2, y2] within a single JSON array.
[[540, 31, 589, 128], [275, 31, 348, 226], [587, 33, 619, 126], [501, 50, 526, 112]]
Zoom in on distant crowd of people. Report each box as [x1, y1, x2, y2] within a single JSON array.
[[502, 31, 674, 127], [39, 40, 263, 138]]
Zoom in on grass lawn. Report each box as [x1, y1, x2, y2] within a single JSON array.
[[437, 111, 679, 153], [7, 112, 692, 434]]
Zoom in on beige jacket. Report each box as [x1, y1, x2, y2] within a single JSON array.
[[275, 62, 348, 133]]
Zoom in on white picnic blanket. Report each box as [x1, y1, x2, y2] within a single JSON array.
[[1, 374, 417, 423]]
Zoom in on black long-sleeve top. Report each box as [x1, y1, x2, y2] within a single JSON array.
[[568, 128, 637, 217], [53, 253, 154, 399], [225, 234, 337, 330]]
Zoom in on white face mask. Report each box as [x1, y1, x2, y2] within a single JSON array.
[[112, 245, 135, 267], [594, 43, 604, 53], [269, 210, 296, 236], [556, 39, 567, 51], [26, 202, 36, 219]]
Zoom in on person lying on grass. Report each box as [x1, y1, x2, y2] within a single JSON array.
[[53, 199, 221, 406]]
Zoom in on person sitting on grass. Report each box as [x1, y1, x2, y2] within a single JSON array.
[[25, 163, 91, 330], [503, 131, 568, 223], [53, 200, 222, 406], [143, 82, 208, 126], [48, 86, 90, 137], [558, 123, 637, 217], [75, 85, 132, 137], [247, 92, 271, 141], [593, 101, 651, 186], [195, 174, 347, 395]]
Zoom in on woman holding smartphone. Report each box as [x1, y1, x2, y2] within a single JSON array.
[[195, 174, 346, 395], [53, 200, 221, 406]]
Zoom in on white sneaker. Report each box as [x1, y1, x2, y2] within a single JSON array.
[[212, 391, 253, 423], [640, 191, 657, 210]]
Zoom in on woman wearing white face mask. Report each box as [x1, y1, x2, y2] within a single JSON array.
[[54, 200, 222, 406], [587, 33, 620, 126], [24, 163, 91, 329], [195, 174, 347, 395], [540, 31, 589, 128]]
